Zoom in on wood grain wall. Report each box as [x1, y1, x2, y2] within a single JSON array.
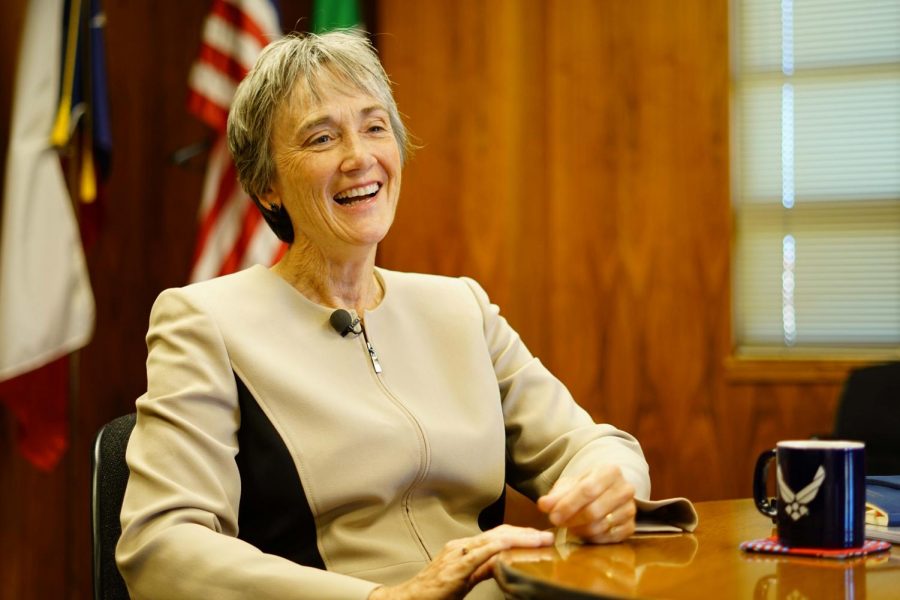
[[374, 0, 846, 522], [0, 0, 849, 597]]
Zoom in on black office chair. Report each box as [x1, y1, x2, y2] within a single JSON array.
[[833, 362, 900, 475], [91, 413, 136, 600]]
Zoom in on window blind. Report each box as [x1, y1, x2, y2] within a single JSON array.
[[733, 0, 900, 353]]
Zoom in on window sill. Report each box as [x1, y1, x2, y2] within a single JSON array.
[[724, 353, 896, 384]]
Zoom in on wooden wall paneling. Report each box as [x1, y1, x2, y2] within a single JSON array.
[[542, 0, 733, 501], [377, 1, 468, 276], [544, 0, 646, 435], [377, 0, 842, 515], [377, 0, 552, 348], [721, 382, 841, 498]]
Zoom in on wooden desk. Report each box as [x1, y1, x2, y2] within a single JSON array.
[[495, 499, 900, 599]]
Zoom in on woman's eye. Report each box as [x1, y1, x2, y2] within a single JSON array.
[[310, 134, 332, 145], [368, 124, 387, 133]]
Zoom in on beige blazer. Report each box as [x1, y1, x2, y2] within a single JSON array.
[[117, 265, 650, 599]]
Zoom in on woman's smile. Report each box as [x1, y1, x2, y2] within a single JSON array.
[[333, 181, 382, 207]]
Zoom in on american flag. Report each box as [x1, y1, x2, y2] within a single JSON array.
[[187, 0, 286, 282]]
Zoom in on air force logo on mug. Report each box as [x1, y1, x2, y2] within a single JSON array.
[[777, 464, 825, 521]]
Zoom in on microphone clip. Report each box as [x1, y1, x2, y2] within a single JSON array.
[[343, 317, 362, 337]]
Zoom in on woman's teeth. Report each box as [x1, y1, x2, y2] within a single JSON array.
[[334, 183, 380, 205]]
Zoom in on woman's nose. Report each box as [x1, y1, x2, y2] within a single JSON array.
[[340, 135, 376, 172]]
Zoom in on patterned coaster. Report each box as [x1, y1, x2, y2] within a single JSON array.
[[740, 536, 891, 559]]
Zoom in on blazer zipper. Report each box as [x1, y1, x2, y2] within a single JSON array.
[[364, 338, 383, 374], [358, 325, 431, 559]]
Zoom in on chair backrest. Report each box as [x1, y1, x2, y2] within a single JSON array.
[[91, 413, 136, 600], [833, 362, 900, 475]]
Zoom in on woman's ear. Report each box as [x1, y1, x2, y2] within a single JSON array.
[[257, 187, 281, 212], [251, 187, 294, 244]]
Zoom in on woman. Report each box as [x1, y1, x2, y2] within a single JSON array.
[[117, 30, 650, 600]]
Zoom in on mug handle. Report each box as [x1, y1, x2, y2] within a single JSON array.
[[753, 448, 778, 520]]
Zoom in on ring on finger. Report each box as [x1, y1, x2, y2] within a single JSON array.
[[605, 512, 615, 528]]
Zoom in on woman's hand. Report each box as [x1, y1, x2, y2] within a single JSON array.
[[368, 525, 553, 600], [536, 465, 637, 544]]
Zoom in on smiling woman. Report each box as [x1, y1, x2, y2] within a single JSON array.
[[115, 30, 651, 600]]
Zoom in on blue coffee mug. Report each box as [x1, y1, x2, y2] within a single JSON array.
[[753, 440, 865, 549]]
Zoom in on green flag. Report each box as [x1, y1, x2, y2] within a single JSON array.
[[312, 0, 360, 32]]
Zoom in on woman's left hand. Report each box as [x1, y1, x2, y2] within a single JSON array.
[[536, 465, 637, 543]]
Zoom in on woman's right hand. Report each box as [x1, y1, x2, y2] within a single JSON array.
[[368, 525, 554, 600]]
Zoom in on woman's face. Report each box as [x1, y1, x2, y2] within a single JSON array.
[[263, 81, 402, 257]]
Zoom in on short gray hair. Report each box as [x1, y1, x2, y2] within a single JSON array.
[[226, 30, 411, 243]]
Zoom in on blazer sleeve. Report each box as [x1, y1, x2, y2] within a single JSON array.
[[460, 278, 651, 501], [116, 288, 379, 600]]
